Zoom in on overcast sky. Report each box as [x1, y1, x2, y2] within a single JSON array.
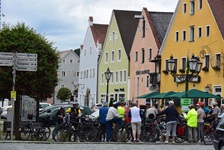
[[2, 0, 178, 51]]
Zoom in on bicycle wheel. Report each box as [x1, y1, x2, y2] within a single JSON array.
[[175, 126, 187, 143], [83, 125, 98, 142], [53, 124, 69, 142], [112, 126, 130, 142], [204, 128, 214, 145], [37, 126, 51, 141], [140, 126, 158, 142], [20, 126, 31, 140]]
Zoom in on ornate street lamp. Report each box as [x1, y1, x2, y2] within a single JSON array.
[[105, 67, 112, 102], [167, 54, 202, 98]]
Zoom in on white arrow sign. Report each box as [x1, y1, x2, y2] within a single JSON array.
[[16, 53, 37, 58], [16, 58, 37, 62], [0, 61, 14, 66], [16, 62, 37, 66], [0, 52, 13, 57], [16, 66, 37, 71]]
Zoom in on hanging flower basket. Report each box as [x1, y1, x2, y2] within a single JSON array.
[[179, 69, 185, 73], [162, 70, 168, 74], [212, 66, 220, 71], [202, 67, 209, 72]]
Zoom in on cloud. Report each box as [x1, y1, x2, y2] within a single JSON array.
[[1, 0, 178, 51]]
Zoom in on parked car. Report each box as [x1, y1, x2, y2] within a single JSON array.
[[38, 105, 92, 125], [39, 102, 51, 111], [213, 117, 224, 150], [87, 109, 99, 121], [0, 105, 12, 119]]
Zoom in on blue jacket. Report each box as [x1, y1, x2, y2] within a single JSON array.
[[157, 106, 179, 122], [99, 106, 109, 124]]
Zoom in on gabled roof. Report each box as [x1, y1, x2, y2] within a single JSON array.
[[208, 0, 224, 39], [59, 50, 79, 59], [90, 24, 108, 47], [114, 10, 141, 58], [147, 11, 173, 48]]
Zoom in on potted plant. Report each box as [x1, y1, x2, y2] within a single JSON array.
[[179, 69, 185, 73], [162, 70, 168, 74], [202, 66, 209, 72], [212, 66, 220, 71]]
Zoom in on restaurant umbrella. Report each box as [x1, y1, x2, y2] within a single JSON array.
[[136, 91, 160, 99], [166, 89, 221, 98], [150, 91, 177, 99]]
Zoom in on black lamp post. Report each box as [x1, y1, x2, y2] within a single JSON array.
[[105, 67, 112, 102], [167, 54, 202, 98]]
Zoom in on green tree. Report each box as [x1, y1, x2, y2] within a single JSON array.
[[57, 87, 72, 102], [0, 22, 59, 100]]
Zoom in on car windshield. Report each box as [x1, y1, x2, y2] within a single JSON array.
[[41, 105, 58, 113], [40, 104, 50, 108]]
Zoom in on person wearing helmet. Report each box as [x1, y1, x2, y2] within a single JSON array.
[[210, 101, 221, 117], [184, 104, 198, 143], [106, 101, 122, 142], [157, 100, 179, 144], [145, 102, 158, 123], [196, 102, 206, 143], [70, 102, 80, 122]]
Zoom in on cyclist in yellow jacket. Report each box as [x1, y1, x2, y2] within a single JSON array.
[[117, 102, 125, 122], [184, 104, 198, 143]]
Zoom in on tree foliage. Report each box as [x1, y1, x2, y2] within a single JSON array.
[[0, 22, 59, 100], [57, 87, 72, 101]]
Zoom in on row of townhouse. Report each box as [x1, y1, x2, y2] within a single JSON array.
[[66, 0, 224, 108]]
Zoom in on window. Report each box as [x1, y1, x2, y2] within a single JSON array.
[[116, 71, 118, 83], [175, 31, 179, 42], [149, 48, 152, 60], [77, 72, 79, 77], [198, 27, 202, 38], [105, 53, 108, 63], [182, 30, 186, 41], [141, 48, 145, 64], [190, 26, 195, 42], [183, 3, 187, 14], [61, 84, 65, 88], [199, 0, 202, 10], [205, 55, 210, 69], [69, 59, 73, 63], [61, 71, 66, 77], [62, 59, 66, 63], [111, 32, 115, 43], [111, 72, 114, 83], [84, 49, 86, 56], [182, 58, 186, 70], [123, 70, 126, 82], [146, 76, 149, 87], [77, 60, 80, 64], [84, 70, 86, 79], [93, 68, 95, 78], [90, 69, 92, 78], [190, 0, 195, 15], [118, 50, 121, 61], [90, 47, 92, 54], [215, 54, 221, 67], [111, 51, 114, 62], [80, 71, 83, 79], [135, 51, 138, 62], [86, 70, 88, 78], [101, 73, 104, 84], [120, 71, 123, 82], [206, 26, 210, 37], [142, 20, 145, 38]]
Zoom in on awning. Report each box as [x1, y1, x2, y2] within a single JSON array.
[[150, 91, 177, 99], [166, 89, 222, 98]]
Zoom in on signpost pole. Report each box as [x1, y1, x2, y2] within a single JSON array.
[[10, 52, 16, 141]]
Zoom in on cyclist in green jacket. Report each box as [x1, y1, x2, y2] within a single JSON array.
[[184, 104, 198, 143]]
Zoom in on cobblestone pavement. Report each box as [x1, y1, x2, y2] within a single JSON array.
[[0, 142, 214, 150]]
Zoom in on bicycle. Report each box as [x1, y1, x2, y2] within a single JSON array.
[[111, 121, 132, 142], [20, 114, 51, 141], [203, 116, 219, 145]]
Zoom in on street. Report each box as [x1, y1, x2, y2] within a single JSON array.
[[0, 142, 214, 150]]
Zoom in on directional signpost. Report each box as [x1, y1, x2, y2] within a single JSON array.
[[0, 52, 38, 141]]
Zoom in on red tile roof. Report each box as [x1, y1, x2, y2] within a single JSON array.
[[208, 0, 224, 39], [90, 24, 108, 47]]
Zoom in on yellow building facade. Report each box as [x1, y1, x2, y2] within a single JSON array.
[[160, 0, 224, 106]]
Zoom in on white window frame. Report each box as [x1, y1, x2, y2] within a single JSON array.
[[149, 48, 152, 60], [111, 51, 114, 63], [111, 72, 114, 83], [61, 71, 66, 77], [116, 71, 118, 83], [101, 73, 104, 84], [93, 68, 95, 78], [90, 47, 92, 54], [135, 51, 138, 62], [198, 27, 202, 38], [183, 3, 187, 14], [175, 31, 179, 42], [189, 26, 195, 42], [105, 52, 108, 63], [62, 59, 66, 63], [69, 58, 73, 63], [118, 49, 121, 61], [206, 25, 210, 37], [198, 0, 202, 10], [120, 70, 123, 83], [190, 0, 195, 15], [90, 69, 92, 78], [182, 30, 186, 41], [123, 70, 126, 83]]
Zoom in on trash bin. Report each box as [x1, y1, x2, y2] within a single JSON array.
[[7, 107, 12, 121]]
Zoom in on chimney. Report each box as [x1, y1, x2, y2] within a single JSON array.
[[89, 16, 93, 26]]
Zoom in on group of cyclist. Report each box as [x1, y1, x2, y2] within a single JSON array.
[[55, 100, 222, 144]]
